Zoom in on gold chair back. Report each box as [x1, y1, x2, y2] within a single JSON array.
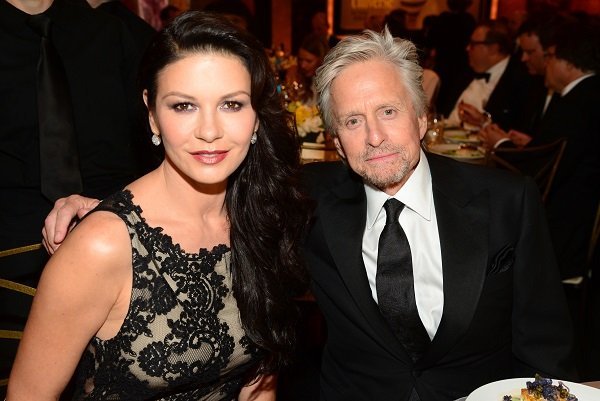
[[0, 245, 39, 390], [485, 137, 567, 203]]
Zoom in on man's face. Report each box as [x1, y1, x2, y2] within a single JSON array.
[[467, 26, 495, 73], [519, 33, 545, 75], [544, 45, 570, 92], [330, 59, 427, 196]]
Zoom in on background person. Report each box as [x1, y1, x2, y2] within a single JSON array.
[[447, 20, 533, 131], [286, 33, 329, 106], [0, 0, 145, 386]]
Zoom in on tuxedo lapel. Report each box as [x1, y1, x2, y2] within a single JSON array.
[[318, 174, 406, 360], [417, 156, 490, 367]]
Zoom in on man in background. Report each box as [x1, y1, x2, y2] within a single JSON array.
[[0, 0, 148, 387], [446, 20, 532, 132]]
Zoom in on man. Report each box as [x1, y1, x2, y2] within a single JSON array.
[[446, 20, 532, 132], [478, 13, 567, 148], [0, 0, 145, 383], [479, 17, 599, 281], [426, 0, 476, 116], [40, 29, 577, 400], [304, 28, 575, 400], [89, 0, 156, 53]]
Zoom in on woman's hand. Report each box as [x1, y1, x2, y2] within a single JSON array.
[[42, 195, 100, 254]]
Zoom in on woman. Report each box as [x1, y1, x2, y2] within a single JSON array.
[[7, 11, 310, 400], [287, 33, 329, 106]]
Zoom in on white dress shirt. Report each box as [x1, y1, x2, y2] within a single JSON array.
[[362, 151, 444, 340], [446, 56, 510, 127], [561, 73, 595, 96]]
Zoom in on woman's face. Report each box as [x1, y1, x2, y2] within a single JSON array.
[[298, 48, 322, 78], [146, 52, 258, 188]]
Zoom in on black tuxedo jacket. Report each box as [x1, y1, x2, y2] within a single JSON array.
[[302, 154, 575, 401], [484, 55, 533, 132], [497, 75, 600, 278]]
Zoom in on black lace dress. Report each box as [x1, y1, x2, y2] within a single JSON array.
[[72, 190, 262, 400]]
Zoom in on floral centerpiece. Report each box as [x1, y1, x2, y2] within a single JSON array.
[[287, 100, 326, 143]]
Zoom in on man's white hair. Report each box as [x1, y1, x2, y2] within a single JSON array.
[[315, 27, 427, 136]]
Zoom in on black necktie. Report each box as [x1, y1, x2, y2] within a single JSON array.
[[473, 72, 491, 82], [376, 199, 430, 362], [28, 14, 82, 202]]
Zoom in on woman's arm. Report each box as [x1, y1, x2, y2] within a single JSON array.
[[238, 374, 277, 401], [7, 211, 132, 400]]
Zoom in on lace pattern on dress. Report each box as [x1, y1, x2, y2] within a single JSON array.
[[72, 190, 261, 400]]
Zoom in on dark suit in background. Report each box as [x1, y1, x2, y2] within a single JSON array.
[[96, 0, 155, 52], [427, 10, 476, 116], [302, 154, 576, 401], [534, 75, 600, 280], [483, 55, 535, 132], [0, 0, 145, 384]]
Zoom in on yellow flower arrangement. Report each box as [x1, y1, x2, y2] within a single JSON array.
[[287, 101, 325, 142]]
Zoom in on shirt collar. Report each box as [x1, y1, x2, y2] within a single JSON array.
[[561, 73, 596, 96], [365, 149, 433, 229], [486, 56, 510, 85], [0, 0, 63, 34]]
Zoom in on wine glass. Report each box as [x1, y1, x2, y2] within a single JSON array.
[[424, 113, 445, 147]]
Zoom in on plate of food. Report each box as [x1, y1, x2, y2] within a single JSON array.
[[427, 143, 485, 160], [466, 375, 599, 401], [444, 128, 481, 144]]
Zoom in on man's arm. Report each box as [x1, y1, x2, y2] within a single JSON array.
[[42, 195, 100, 254]]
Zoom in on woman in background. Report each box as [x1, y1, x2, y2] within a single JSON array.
[[287, 33, 329, 106], [8, 11, 310, 400]]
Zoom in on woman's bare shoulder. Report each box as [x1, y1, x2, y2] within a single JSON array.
[[50, 210, 132, 278]]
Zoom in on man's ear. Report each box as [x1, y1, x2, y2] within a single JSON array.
[[418, 114, 428, 140], [333, 136, 346, 159]]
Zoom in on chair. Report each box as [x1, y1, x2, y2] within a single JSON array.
[[0, 246, 38, 391], [485, 137, 567, 203]]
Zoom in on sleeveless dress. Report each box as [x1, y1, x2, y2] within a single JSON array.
[[72, 190, 262, 400]]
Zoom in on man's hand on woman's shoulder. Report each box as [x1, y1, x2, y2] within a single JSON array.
[[42, 195, 100, 254]]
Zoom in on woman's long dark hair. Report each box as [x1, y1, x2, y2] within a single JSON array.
[[139, 11, 312, 373]]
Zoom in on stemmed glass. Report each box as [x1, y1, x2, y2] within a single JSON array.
[[424, 113, 445, 147]]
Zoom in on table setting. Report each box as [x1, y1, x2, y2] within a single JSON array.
[[453, 376, 600, 401], [423, 114, 487, 164]]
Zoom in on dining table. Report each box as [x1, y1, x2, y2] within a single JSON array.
[[423, 124, 488, 165], [300, 141, 339, 163]]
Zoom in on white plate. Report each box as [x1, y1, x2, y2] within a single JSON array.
[[427, 143, 485, 160], [466, 377, 600, 401], [444, 129, 481, 144]]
